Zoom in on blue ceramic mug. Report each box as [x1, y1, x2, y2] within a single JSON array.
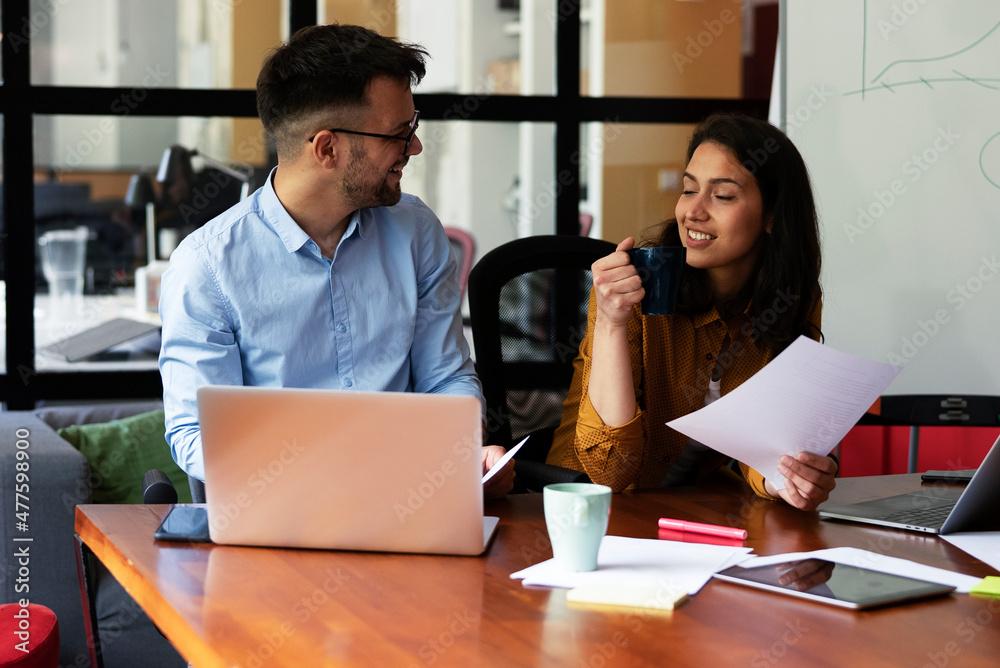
[[626, 246, 685, 315]]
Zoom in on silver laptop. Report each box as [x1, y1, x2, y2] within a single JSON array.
[[819, 433, 1000, 534], [198, 386, 498, 555]]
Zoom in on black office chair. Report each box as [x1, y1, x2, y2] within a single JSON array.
[[142, 470, 206, 504], [468, 235, 616, 491]]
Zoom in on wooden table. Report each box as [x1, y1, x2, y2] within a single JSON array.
[[75, 474, 1000, 668]]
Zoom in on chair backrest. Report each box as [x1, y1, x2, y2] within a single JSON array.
[[444, 226, 476, 299], [868, 395, 1000, 426], [468, 235, 615, 451], [857, 394, 1000, 473]]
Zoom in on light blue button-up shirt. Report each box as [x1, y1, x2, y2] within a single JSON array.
[[158, 171, 480, 480]]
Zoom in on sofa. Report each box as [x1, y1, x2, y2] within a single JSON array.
[[0, 402, 188, 668]]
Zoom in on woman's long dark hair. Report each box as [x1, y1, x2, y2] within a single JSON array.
[[643, 113, 822, 354]]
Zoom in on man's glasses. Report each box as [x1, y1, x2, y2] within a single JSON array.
[[309, 110, 420, 155]]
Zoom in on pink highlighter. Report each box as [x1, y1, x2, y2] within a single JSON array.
[[657, 518, 748, 541]]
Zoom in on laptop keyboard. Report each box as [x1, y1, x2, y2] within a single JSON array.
[[879, 504, 955, 527]]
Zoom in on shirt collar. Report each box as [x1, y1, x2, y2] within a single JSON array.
[[692, 308, 723, 329], [259, 167, 367, 253], [352, 210, 368, 240], [260, 167, 310, 253], [691, 298, 754, 330]]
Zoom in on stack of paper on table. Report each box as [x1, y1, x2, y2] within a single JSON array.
[[510, 535, 753, 595], [512, 540, 984, 611]]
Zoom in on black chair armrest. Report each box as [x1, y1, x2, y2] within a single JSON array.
[[189, 477, 206, 503], [141, 469, 178, 504], [514, 459, 591, 493], [141, 470, 206, 504]]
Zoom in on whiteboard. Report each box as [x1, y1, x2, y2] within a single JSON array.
[[783, 1, 1000, 396]]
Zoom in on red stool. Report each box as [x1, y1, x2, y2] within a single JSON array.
[[0, 603, 59, 668]]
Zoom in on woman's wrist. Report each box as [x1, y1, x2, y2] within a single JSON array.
[[593, 312, 630, 337]]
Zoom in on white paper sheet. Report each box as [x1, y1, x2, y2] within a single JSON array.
[[666, 336, 901, 489], [736, 547, 982, 593], [482, 436, 526, 483], [510, 535, 754, 595], [941, 532, 1000, 574]]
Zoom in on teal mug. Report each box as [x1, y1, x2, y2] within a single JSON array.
[[543, 483, 613, 571]]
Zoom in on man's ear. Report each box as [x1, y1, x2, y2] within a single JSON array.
[[765, 212, 775, 234], [309, 131, 343, 170]]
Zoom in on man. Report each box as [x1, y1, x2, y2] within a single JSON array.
[[158, 24, 513, 497]]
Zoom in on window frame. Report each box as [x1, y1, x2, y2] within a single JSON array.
[[0, 0, 765, 408]]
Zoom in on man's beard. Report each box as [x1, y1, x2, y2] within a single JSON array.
[[341, 141, 403, 209]]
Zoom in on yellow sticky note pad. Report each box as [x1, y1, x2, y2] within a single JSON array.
[[566, 584, 689, 611], [970, 576, 1000, 598]]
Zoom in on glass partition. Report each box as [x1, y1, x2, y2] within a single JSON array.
[[2, 0, 755, 405], [32, 113, 268, 371], [401, 119, 557, 317], [29, 0, 559, 97], [582, 121, 697, 244], [583, 0, 777, 99], [321, 0, 555, 97], [30, 0, 284, 89], [28, 113, 556, 359]]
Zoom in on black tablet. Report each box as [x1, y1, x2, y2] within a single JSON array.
[[713, 559, 956, 610]]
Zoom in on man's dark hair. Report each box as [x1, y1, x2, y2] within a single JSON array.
[[644, 113, 823, 354], [256, 24, 427, 159]]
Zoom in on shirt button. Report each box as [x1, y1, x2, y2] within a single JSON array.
[[337, 324, 348, 334], [706, 353, 713, 360], [343, 379, 353, 387]]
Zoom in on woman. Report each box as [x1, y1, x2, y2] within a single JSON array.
[[548, 113, 836, 510]]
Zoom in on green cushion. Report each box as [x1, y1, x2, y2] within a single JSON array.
[[58, 409, 193, 504]]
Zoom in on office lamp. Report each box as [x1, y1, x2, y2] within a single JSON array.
[[125, 171, 168, 312], [157, 144, 254, 202], [155, 145, 255, 261], [124, 172, 158, 264]]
